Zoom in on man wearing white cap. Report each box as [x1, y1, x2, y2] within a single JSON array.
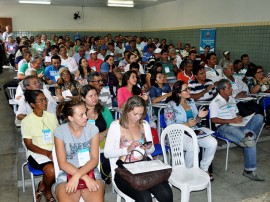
[[148, 47, 162, 66], [88, 49, 103, 72], [219, 50, 233, 67]]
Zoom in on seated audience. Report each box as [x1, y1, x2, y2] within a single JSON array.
[[73, 46, 90, 64], [44, 45, 59, 67], [18, 51, 32, 70], [88, 50, 103, 72], [219, 51, 233, 67], [45, 55, 62, 84], [124, 52, 145, 74], [117, 70, 144, 108], [248, 65, 270, 94], [16, 76, 57, 121], [81, 85, 113, 183], [165, 80, 217, 180], [54, 101, 104, 202], [223, 63, 264, 117], [88, 72, 113, 110], [149, 72, 171, 104], [189, 65, 216, 101], [200, 45, 210, 65], [177, 59, 195, 84], [160, 49, 178, 83], [18, 56, 44, 80], [104, 96, 173, 202], [59, 46, 78, 74], [21, 90, 58, 202], [204, 53, 223, 83], [55, 68, 81, 102], [75, 57, 91, 86], [209, 79, 264, 181]]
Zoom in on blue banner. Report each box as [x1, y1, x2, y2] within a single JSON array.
[[199, 29, 216, 54]]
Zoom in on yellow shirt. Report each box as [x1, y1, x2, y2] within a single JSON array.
[[21, 111, 58, 156]]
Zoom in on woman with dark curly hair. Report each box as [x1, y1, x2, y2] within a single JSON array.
[[56, 68, 81, 102], [75, 57, 91, 86]]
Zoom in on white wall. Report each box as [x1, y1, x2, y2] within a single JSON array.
[[0, 5, 142, 31], [142, 0, 270, 30]]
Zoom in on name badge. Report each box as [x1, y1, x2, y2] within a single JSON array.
[[54, 73, 60, 81], [92, 66, 97, 71], [231, 82, 237, 90], [165, 66, 170, 73], [78, 148, 90, 167], [42, 129, 53, 144], [87, 119, 95, 125]]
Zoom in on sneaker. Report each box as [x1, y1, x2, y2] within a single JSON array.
[[239, 138, 255, 147], [243, 171, 265, 181]]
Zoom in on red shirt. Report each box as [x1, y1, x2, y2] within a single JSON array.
[[88, 59, 103, 72], [177, 71, 195, 84]]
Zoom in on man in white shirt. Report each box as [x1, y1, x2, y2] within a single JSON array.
[[205, 53, 223, 83], [2, 25, 14, 43], [210, 79, 264, 181]]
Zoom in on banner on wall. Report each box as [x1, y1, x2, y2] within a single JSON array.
[[199, 28, 216, 54]]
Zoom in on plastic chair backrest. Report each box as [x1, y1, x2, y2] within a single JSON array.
[[7, 87, 17, 99], [263, 97, 270, 109], [161, 124, 199, 168]]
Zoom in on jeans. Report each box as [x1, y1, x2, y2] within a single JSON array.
[[184, 135, 217, 171], [217, 114, 264, 171]]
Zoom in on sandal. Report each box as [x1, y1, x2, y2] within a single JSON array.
[[46, 196, 56, 202], [209, 174, 214, 182], [35, 181, 44, 202], [264, 124, 270, 130]]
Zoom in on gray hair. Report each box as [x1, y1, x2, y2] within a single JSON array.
[[25, 68, 37, 77], [223, 63, 233, 69], [31, 56, 42, 63], [216, 79, 230, 92], [23, 75, 38, 87]]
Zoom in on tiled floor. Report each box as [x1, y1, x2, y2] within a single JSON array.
[[1, 69, 270, 202]]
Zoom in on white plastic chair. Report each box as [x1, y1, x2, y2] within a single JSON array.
[[109, 157, 135, 202], [160, 124, 212, 202], [21, 142, 44, 202], [7, 86, 18, 114]]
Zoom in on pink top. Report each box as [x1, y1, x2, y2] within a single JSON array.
[[117, 87, 133, 108]]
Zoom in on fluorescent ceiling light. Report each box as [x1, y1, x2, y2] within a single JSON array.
[[19, 1, 51, 4], [108, 0, 134, 7], [107, 3, 134, 7]]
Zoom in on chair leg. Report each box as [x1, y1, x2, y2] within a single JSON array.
[[21, 162, 27, 192], [207, 181, 212, 202], [181, 187, 190, 202], [30, 173, 36, 202], [225, 142, 230, 171], [116, 194, 121, 202]]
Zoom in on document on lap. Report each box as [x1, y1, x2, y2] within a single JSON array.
[[229, 113, 255, 127], [31, 153, 51, 164]]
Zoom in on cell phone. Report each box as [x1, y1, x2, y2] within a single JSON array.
[[194, 129, 203, 135], [142, 141, 152, 147]]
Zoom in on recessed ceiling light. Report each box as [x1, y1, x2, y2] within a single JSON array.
[[107, 0, 134, 7], [19, 1, 52, 5]]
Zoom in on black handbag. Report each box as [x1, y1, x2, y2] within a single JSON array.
[[115, 150, 172, 191]]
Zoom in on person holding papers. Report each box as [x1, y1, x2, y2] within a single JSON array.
[[104, 96, 173, 202], [54, 101, 104, 202], [209, 79, 265, 181], [21, 90, 58, 202], [164, 80, 217, 180], [56, 68, 81, 102]]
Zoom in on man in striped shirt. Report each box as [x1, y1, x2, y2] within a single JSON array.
[[189, 65, 217, 101]]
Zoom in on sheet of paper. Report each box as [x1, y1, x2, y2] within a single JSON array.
[[62, 89, 73, 98], [123, 160, 171, 174], [230, 113, 255, 127], [236, 97, 255, 101], [195, 127, 214, 138], [31, 152, 51, 164]]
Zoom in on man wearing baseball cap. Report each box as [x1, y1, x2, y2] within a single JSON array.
[[88, 49, 103, 72], [219, 50, 233, 67]]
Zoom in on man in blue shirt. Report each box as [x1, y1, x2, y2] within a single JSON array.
[[45, 55, 63, 84]]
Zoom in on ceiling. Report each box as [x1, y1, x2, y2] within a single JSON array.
[[0, 0, 176, 9]]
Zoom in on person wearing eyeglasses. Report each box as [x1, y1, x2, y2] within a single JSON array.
[[21, 90, 58, 202], [164, 80, 217, 181], [248, 66, 270, 94], [204, 52, 223, 84], [87, 71, 113, 110], [55, 68, 81, 102]]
